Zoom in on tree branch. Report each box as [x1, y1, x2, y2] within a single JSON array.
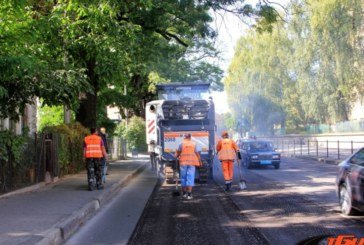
[[156, 29, 189, 47], [262, 0, 288, 23]]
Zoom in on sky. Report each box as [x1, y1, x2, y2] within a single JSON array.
[[210, 11, 249, 114], [211, 1, 291, 114]]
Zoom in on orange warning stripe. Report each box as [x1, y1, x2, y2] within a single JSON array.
[[164, 132, 209, 138]]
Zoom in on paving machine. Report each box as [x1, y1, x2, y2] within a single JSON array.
[[146, 82, 215, 182]]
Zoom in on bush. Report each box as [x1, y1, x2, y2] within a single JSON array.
[[42, 122, 89, 176], [0, 130, 26, 192], [116, 117, 146, 152]]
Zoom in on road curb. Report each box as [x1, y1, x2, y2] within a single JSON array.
[[96, 162, 147, 206], [36, 162, 148, 245], [37, 228, 62, 245], [59, 200, 100, 241], [294, 155, 341, 165]]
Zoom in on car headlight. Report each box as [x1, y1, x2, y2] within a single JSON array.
[[251, 155, 259, 159], [272, 155, 280, 159]]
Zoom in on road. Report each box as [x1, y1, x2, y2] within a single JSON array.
[[218, 157, 364, 244], [67, 157, 363, 244], [65, 168, 158, 245]]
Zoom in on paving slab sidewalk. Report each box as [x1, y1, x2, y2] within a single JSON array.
[[0, 157, 148, 245]]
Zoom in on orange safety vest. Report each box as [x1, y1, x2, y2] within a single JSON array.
[[84, 134, 103, 158], [218, 138, 237, 161], [179, 140, 200, 166]]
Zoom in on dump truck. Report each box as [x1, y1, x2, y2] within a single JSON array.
[[146, 82, 216, 182]]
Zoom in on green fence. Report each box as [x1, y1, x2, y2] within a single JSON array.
[[305, 119, 364, 134]]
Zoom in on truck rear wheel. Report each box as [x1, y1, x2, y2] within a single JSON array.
[[198, 163, 208, 183]]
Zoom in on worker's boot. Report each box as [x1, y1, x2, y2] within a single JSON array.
[[225, 183, 230, 191]]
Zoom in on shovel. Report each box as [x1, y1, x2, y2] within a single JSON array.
[[172, 159, 181, 196], [237, 159, 247, 190]]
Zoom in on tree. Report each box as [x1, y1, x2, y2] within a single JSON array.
[[1, 0, 282, 126], [122, 116, 146, 152], [0, 2, 39, 120], [38, 105, 64, 131], [225, 0, 363, 134], [224, 23, 289, 135]]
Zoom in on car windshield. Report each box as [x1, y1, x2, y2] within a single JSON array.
[[350, 149, 364, 166], [248, 142, 272, 152]]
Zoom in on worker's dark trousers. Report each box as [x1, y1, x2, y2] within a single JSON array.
[[86, 158, 103, 186]]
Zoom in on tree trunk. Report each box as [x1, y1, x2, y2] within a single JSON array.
[[75, 57, 98, 129], [76, 92, 97, 129], [129, 74, 155, 119]]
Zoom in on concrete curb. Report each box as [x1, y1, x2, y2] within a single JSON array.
[[37, 228, 63, 245], [36, 162, 147, 245], [295, 155, 341, 165], [59, 200, 100, 241]]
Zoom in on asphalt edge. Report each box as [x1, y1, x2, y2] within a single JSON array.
[[213, 180, 272, 244], [36, 162, 148, 245], [127, 177, 163, 244]]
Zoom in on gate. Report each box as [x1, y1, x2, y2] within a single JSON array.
[[36, 133, 59, 182]]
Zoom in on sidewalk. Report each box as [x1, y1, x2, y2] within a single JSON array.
[[0, 157, 149, 245], [292, 155, 342, 165]]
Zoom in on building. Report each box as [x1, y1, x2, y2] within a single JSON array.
[[0, 103, 37, 135]]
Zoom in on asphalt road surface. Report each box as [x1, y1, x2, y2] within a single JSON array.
[[129, 157, 363, 245], [67, 157, 363, 245]]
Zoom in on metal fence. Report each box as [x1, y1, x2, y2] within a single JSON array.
[[267, 138, 364, 160], [0, 134, 127, 194], [0, 133, 60, 193]]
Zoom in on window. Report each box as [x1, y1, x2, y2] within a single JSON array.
[[350, 149, 364, 166], [249, 142, 272, 152]]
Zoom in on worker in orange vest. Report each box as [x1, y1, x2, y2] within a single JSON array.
[[216, 131, 241, 191], [175, 133, 202, 199], [84, 128, 108, 190]]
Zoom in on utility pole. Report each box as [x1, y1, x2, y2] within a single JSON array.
[[123, 84, 128, 158]]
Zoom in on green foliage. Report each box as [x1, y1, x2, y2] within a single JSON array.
[[225, 0, 363, 135], [0, 0, 282, 126], [0, 130, 25, 165], [118, 117, 146, 152], [42, 123, 89, 176], [218, 112, 237, 132], [38, 105, 65, 131], [0, 0, 281, 126], [115, 121, 126, 137], [0, 130, 28, 192]]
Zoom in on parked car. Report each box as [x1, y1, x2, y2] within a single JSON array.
[[239, 140, 280, 169], [336, 147, 364, 215]]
